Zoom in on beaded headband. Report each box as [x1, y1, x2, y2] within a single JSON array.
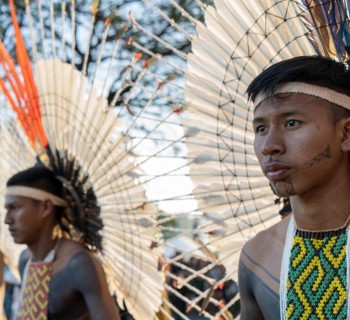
[[6, 186, 67, 207], [253, 82, 350, 110]]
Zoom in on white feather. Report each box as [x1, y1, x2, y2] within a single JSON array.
[[182, 0, 318, 282], [33, 59, 164, 319]]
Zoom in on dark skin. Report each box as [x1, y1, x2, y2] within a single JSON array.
[[238, 216, 289, 319], [19, 239, 119, 320], [0, 251, 3, 288], [5, 195, 120, 320], [239, 94, 350, 319]]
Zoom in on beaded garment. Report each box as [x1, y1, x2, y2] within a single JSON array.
[[18, 261, 53, 320], [280, 216, 350, 320], [17, 249, 55, 320]]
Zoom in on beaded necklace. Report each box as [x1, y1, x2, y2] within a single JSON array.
[[294, 213, 350, 239], [280, 215, 350, 320]]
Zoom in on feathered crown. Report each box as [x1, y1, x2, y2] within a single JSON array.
[[0, 1, 164, 318], [129, 0, 350, 317], [300, 0, 350, 61]]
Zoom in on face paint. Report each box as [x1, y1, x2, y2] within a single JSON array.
[[271, 176, 296, 197], [289, 146, 331, 175], [254, 93, 343, 199], [268, 146, 332, 197]]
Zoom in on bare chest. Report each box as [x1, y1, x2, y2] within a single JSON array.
[[47, 268, 90, 320], [240, 228, 287, 318]]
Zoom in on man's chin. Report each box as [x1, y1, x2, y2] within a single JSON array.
[[271, 181, 296, 197], [12, 237, 24, 244]]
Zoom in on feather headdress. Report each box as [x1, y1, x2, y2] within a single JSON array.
[[299, 0, 350, 61], [127, 0, 350, 318], [0, 1, 164, 318]]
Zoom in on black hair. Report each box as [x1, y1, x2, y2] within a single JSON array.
[[247, 56, 350, 103], [7, 165, 63, 198]]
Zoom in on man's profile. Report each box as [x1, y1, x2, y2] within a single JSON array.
[[5, 166, 120, 320]]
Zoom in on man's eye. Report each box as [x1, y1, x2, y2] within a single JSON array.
[[255, 125, 266, 133], [286, 120, 298, 127]]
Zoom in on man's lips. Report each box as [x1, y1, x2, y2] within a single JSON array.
[[264, 163, 291, 180]]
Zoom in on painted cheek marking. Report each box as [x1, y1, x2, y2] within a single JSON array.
[[269, 145, 331, 197], [288, 145, 331, 175]]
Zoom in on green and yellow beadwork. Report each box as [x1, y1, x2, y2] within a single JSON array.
[[286, 231, 347, 320]]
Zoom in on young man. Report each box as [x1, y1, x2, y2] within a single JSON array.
[[4, 166, 120, 320], [238, 56, 350, 319]]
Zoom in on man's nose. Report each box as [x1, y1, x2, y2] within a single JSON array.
[[261, 130, 285, 156], [4, 211, 12, 225]]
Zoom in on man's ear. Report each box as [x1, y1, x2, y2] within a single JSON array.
[[341, 117, 350, 152], [41, 200, 55, 218]]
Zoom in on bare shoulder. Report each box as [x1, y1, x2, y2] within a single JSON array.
[[239, 215, 291, 292], [57, 237, 88, 254], [54, 238, 98, 274], [48, 239, 114, 319], [242, 215, 290, 264], [238, 216, 291, 320]]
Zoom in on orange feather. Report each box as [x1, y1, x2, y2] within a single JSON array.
[[0, 0, 48, 149]]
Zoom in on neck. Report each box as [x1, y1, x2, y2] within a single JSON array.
[[28, 238, 58, 262], [291, 178, 350, 231]]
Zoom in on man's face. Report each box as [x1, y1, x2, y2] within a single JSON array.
[[4, 195, 43, 244], [253, 93, 345, 197]]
